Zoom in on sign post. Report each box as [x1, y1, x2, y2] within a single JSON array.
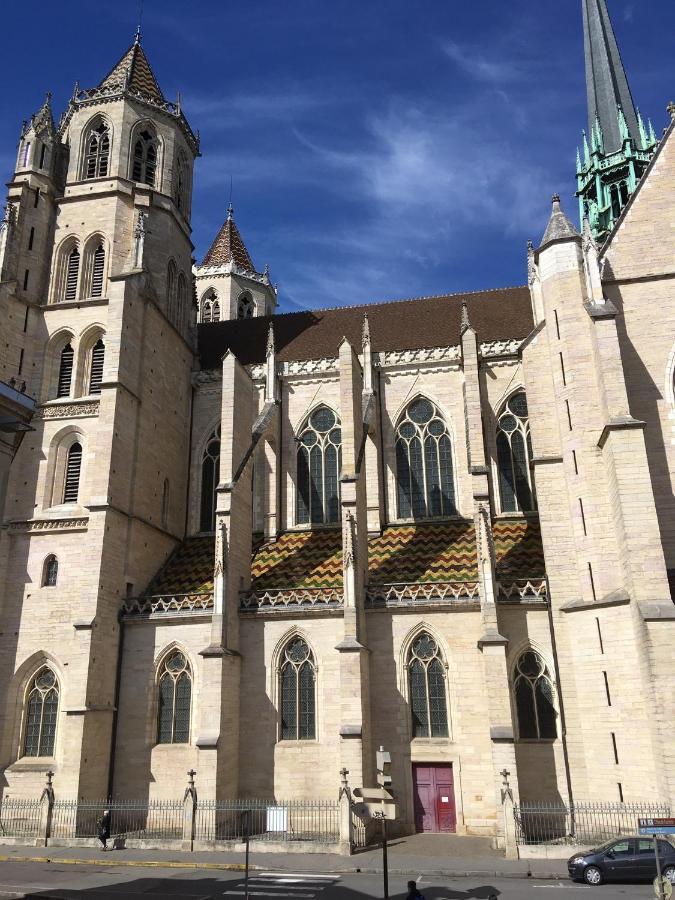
[[637, 819, 675, 900], [243, 809, 251, 900]]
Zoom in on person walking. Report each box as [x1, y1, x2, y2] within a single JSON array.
[[406, 881, 425, 900], [97, 809, 111, 851]]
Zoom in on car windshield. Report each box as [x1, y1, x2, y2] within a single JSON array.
[[590, 840, 621, 853]]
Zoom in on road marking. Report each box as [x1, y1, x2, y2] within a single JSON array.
[[258, 874, 337, 879]]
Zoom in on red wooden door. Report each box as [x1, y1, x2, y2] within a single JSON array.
[[412, 764, 456, 833]]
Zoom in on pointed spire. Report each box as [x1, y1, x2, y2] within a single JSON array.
[[201, 207, 256, 271], [96, 40, 164, 102], [266, 322, 275, 358], [583, 131, 591, 168], [637, 109, 648, 150], [361, 313, 371, 350], [583, 0, 640, 153], [540, 194, 579, 248], [617, 105, 630, 143], [576, 146, 582, 173], [668, 101, 675, 122], [460, 301, 472, 335]]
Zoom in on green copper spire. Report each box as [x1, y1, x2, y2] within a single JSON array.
[[576, 0, 657, 242]]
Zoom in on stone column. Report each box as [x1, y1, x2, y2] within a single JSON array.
[[197, 351, 256, 800], [335, 339, 373, 791], [461, 305, 520, 836]]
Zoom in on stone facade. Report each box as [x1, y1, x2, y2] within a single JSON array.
[[0, 30, 674, 845]]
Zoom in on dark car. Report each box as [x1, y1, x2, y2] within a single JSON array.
[[568, 836, 675, 885]]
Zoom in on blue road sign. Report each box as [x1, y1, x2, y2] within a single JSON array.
[[638, 818, 675, 836]]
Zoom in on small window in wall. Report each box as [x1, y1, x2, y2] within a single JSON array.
[[63, 442, 82, 504], [57, 343, 74, 398], [157, 651, 191, 744], [513, 650, 557, 740], [237, 294, 254, 319], [408, 632, 449, 738], [88, 339, 105, 394], [280, 638, 316, 741], [23, 667, 59, 757], [42, 555, 58, 587]]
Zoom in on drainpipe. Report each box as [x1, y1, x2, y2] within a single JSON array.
[[545, 574, 575, 829]]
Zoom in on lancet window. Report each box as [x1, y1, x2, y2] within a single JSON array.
[[65, 247, 80, 302], [157, 651, 191, 744], [57, 343, 74, 398], [84, 121, 110, 179], [89, 243, 105, 298], [201, 289, 220, 324], [88, 339, 105, 395], [237, 294, 254, 319], [200, 425, 221, 532], [496, 391, 535, 513], [131, 128, 158, 186], [395, 397, 456, 519], [63, 442, 82, 504], [513, 650, 557, 740], [23, 667, 59, 757], [408, 632, 449, 738], [280, 638, 316, 741], [42, 555, 58, 587], [296, 406, 342, 526]]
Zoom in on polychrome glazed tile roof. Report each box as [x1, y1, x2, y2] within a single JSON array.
[[97, 42, 165, 102], [145, 536, 215, 595], [493, 518, 546, 578], [368, 523, 478, 582], [251, 530, 343, 589]]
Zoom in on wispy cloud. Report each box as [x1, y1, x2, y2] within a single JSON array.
[[441, 40, 521, 84], [623, 4, 635, 22]]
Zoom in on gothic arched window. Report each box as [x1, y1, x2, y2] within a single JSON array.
[[157, 651, 191, 744], [63, 442, 82, 504], [174, 150, 188, 214], [57, 343, 74, 398], [280, 638, 316, 741], [89, 243, 105, 298], [496, 391, 535, 514], [201, 289, 219, 324], [42, 555, 58, 587], [131, 128, 158, 186], [408, 632, 448, 738], [177, 273, 187, 329], [296, 406, 341, 526], [513, 650, 557, 740], [65, 247, 80, 302], [84, 121, 110, 179], [200, 425, 221, 532], [237, 294, 254, 319], [88, 339, 105, 395], [396, 397, 455, 519], [167, 261, 177, 323], [23, 667, 59, 757]]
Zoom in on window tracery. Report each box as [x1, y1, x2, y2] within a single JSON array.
[[280, 638, 316, 741], [395, 397, 456, 519], [157, 651, 191, 744], [200, 425, 221, 532], [84, 121, 110, 179], [237, 294, 254, 319], [23, 667, 59, 757], [408, 632, 449, 738], [296, 406, 341, 526], [496, 391, 535, 513], [513, 650, 556, 740], [131, 128, 158, 186]]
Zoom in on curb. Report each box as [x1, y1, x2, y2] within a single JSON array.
[[0, 854, 569, 880]]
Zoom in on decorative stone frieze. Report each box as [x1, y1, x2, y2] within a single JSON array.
[[9, 517, 89, 533], [497, 579, 548, 602], [366, 581, 480, 607], [34, 400, 100, 420], [240, 587, 343, 611], [281, 358, 339, 377], [374, 345, 461, 367], [479, 339, 522, 358], [121, 592, 214, 619]]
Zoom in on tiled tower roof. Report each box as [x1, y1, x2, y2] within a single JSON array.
[[201, 205, 256, 270], [97, 38, 165, 102]]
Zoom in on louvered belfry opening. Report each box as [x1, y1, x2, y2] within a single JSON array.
[[89, 339, 105, 394], [63, 443, 82, 504], [65, 248, 80, 301], [90, 244, 105, 297], [57, 344, 74, 398], [132, 130, 157, 186]]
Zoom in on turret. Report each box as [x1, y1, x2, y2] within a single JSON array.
[[194, 204, 276, 323]]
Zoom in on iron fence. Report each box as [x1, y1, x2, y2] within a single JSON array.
[[515, 801, 673, 846], [351, 806, 368, 849], [50, 798, 184, 840], [194, 799, 339, 843], [0, 797, 42, 838]]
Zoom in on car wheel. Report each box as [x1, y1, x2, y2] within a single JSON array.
[[583, 866, 604, 886], [663, 865, 675, 885]]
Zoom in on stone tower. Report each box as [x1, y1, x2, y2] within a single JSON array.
[[0, 36, 199, 798], [576, 0, 657, 242]]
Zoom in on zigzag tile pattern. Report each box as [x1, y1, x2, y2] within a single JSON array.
[[251, 530, 343, 589], [368, 522, 478, 582], [493, 518, 545, 578], [145, 536, 215, 595]]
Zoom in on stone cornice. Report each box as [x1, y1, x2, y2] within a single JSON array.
[[34, 399, 99, 420], [597, 416, 646, 449], [9, 516, 89, 534]]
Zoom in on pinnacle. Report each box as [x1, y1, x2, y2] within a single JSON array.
[[539, 195, 579, 248], [200, 208, 256, 271]]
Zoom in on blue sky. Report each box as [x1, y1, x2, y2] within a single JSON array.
[[1, 1, 673, 312]]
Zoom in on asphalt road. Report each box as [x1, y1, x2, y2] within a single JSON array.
[[0, 862, 661, 899]]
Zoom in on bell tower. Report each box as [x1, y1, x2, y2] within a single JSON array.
[[576, 0, 657, 242]]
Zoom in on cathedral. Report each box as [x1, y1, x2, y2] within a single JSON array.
[[0, 0, 673, 843]]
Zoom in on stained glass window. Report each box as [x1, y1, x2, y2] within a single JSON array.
[[408, 633, 448, 738], [157, 651, 192, 744], [23, 667, 59, 757], [200, 425, 221, 532], [396, 398, 456, 519], [43, 555, 58, 587], [296, 407, 342, 525], [280, 638, 316, 741], [513, 650, 557, 740], [496, 391, 535, 513]]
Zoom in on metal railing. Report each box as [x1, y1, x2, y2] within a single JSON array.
[[515, 801, 673, 846], [51, 799, 184, 840], [194, 799, 339, 843], [0, 797, 42, 838]]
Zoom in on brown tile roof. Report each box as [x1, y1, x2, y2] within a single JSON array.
[[197, 286, 532, 369], [97, 41, 164, 102], [493, 518, 545, 578], [145, 537, 214, 595], [252, 530, 343, 589], [201, 206, 256, 270], [369, 523, 478, 582]]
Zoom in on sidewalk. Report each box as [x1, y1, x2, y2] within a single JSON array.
[[0, 835, 571, 880]]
